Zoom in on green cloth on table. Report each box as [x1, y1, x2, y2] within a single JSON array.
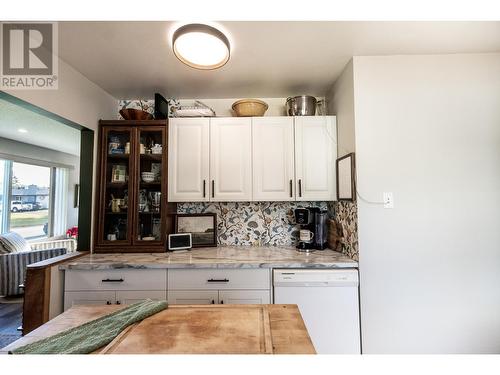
[[11, 299, 168, 354]]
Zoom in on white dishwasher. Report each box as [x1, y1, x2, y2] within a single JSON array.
[[273, 269, 361, 354]]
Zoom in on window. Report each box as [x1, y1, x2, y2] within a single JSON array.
[[0, 158, 69, 241]]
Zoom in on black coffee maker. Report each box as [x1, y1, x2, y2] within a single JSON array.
[[294, 207, 328, 251]]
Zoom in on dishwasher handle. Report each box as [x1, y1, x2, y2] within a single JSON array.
[[273, 269, 359, 287]]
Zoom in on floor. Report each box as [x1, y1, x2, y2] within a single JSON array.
[[0, 299, 23, 348]]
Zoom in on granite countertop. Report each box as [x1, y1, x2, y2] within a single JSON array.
[[59, 246, 358, 270]]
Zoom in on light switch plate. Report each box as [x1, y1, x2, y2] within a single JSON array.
[[383, 192, 394, 209]]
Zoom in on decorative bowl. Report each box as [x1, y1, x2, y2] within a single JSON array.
[[119, 108, 154, 120], [232, 99, 268, 117], [141, 172, 155, 182]]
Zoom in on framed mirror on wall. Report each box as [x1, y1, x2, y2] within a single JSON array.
[[336, 153, 356, 201]]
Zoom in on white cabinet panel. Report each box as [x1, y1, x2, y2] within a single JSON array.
[[65, 269, 167, 291], [294, 116, 337, 201], [218, 290, 271, 305], [210, 118, 252, 201], [115, 290, 167, 305], [167, 290, 218, 305], [252, 117, 295, 201], [168, 269, 271, 290], [168, 118, 210, 202], [64, 291, 116, 311]]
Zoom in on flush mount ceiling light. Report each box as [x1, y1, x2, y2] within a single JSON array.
[[18, 128, 28, 133], [172, 24, 230, 70]]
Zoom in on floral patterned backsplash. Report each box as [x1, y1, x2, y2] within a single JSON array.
[[118, 99, 181, 119], [177, 202, 329, 247], [332, 201, 359, 260]]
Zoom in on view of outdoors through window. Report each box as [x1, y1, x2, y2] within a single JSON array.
[[10, 162, 51, 240]]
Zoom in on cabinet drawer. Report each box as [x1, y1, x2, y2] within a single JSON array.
[[168, 269, 270, 290], [64, 291, 116, 311], [168, 290, 219, 305], [218, 290, 271, 305], [116, 290, 167, 305], [65, 269, 167, 291]]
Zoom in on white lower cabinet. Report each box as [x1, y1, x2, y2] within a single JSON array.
[[64, 291, 116, 308], [64, 269, 168, 311], [64, 268, 272, 309], [64, 290, 167, 309], [167, 269, 271, 305], [218, 290, 270, 305], [116, 290, 167, 305], [167, 289, 271, 305], [167, 290, 219, 305]]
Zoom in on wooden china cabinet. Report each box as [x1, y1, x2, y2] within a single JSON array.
[[94, 120, 176, 253]]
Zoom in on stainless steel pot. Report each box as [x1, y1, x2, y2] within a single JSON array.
[[286, 96, 317, 116]]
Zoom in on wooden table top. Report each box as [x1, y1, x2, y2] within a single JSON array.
[[1, 304, 315, 354]]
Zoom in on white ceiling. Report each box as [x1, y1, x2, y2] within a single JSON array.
[[59, 21, 500, 99], [0, 99, 81, 156]]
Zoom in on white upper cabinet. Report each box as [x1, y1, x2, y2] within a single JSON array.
[[252, 117, 295, 201], [168, 118, 210, 202], [210, 118, 252, 201], [167, 116, 336, 203], [294, 116, 337, 201]]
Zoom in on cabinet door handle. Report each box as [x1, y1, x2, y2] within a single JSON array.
[[106, 301, 112, 305], [207, 278, 229, 283], [203, 180, 206, 198], [298, 179, 302, 197], [289, 179, 293, 198], [212, 180, 215, 198], [116, 301, 121, 305], [101, 278, 124, 283], [220, 300, 224, 304], [211, 299, 215, 304]]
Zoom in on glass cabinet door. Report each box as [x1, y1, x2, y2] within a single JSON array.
[[100, 127, 133, 244], [134, 127, 165, 244]]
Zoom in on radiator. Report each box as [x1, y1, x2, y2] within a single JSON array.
[[30, 238, 77, 253]]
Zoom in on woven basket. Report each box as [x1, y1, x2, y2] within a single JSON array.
[[232, 99, 268, 117]]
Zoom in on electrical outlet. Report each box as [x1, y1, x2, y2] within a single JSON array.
[[383, 192, 394, 209]]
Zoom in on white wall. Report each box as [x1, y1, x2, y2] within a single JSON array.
[[3, 58, 116, 132], [177, 97, 324, 117], [326, 60, 356, 157], [3, 57, 117, 249], [353, 54, 500, 353]]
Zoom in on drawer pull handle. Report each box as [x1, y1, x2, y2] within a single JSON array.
[[207, 278, 229, 283], [106, 301, 112, 305], [116, 301, 121, 305], [220, 300, 224, 304], [211, 299, 215, 304], [101, 278, 124, 283]]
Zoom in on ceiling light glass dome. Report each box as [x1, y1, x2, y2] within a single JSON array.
[[172, 24, 230, 70]]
